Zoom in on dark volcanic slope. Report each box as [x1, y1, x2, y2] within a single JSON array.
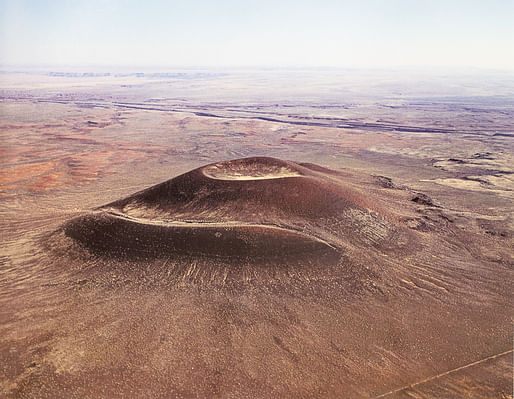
[[65, 213, 338, 261], [61, 157, 406, 275], [103, 156, 378, 221]]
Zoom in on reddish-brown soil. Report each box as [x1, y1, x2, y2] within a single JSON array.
[[1, 70, 513, 398]]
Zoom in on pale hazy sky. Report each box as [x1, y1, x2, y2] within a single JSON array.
[[0, 0, 513, 69]]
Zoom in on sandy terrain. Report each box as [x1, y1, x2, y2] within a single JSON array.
[[1, 69, 513, 398]]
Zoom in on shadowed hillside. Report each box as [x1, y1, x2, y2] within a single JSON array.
[[58, 157, 416, 284]]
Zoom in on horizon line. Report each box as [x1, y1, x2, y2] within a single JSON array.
[[1, 64, 513, 74]]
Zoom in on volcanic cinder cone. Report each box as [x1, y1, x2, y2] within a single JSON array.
[[27, 157, 511, 398]]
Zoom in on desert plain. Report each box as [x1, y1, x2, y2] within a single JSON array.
[[0, 68, 513, 398]]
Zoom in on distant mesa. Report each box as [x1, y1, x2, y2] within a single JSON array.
[[61, 157, 403, 271]]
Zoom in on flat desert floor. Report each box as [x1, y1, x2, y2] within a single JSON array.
[[1, 69, 513, 398]]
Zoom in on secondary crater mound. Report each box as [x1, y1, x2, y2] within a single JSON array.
[[64, 212, 337, 262]]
